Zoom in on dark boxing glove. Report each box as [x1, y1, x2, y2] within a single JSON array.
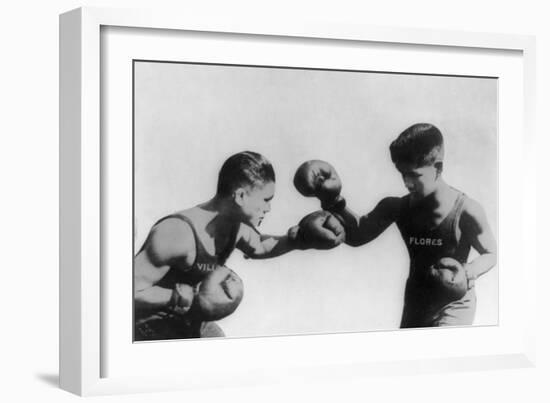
[[427, 257, 468, 305], [293, 160, 345, 210], [191, 266, 244, 321], [288, 210, 346, 250]]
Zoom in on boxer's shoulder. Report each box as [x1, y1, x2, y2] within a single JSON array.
[[377, 196, 404, 209], [461, 195, 483, 216], [236, 221, 260, 243], [458, 196, 487, 234], [373, 196, 404, 220], [147, 217, 196, 265]]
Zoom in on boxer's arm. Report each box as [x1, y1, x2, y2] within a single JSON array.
[[460, 199, 497, 284], [236, 223, 296, 259], [330, 197, 400, 247], [134, 219, 195, 313], [134, 252, 172, 310]]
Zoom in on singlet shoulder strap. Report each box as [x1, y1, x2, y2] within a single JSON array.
[[140, 208, 239, 265], [167, 212, 209, 260], [140, 212, 206, 265], [156, 210, 237, 265], [450, 191, 467, 239]]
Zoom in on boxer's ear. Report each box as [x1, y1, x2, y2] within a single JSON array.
[[233, 187, 247, 207], [434, 161, 443, 177]]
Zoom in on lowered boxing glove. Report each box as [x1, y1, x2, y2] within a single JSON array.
[[427, 257, 468, 305], [192, 266, 244, 321], [293, 160, 345, 210], [288, 210, 346, 250]]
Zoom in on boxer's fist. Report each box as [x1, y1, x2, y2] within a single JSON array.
[[288, 210, 346, 250], [428, 257, 468, 304], [169, 283, 195, 315], [192, 266, 244, 321], [294, 160, 343, 209]]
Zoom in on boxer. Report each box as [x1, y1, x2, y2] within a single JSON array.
[[293, 123, 497, 327], [134, 151, 345, 340]]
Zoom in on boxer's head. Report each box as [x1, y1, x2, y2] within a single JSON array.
[[390, 123, 445, 199], [217, 151, 275, 227]]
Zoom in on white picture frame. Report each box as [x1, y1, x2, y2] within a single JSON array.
[[59, 6, 537, 396]]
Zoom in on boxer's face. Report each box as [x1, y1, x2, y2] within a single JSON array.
[[396, 162, 440, 200], [236, 181, 275, 227]]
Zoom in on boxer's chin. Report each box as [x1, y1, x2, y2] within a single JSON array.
[[251, 216, 263, 227], [409, 191, 426, 202]]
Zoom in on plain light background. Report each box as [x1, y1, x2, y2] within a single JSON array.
[[134, 61, 498, 336], [1, 0, 548, 402]]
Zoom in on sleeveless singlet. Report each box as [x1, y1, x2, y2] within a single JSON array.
[[396, 191, 470, 280], [134, 207, 238, 340], [395, 191, 476, 327], [148, 207, 238, 288]]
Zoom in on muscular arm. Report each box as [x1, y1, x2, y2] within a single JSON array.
[[460, 199, 497, 283], [134, 219, 195, 314], [331, 197, 401, 247], [236, 224, 297, 259]]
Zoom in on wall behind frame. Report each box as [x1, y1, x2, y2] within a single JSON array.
[[1, 0, 546, 402]]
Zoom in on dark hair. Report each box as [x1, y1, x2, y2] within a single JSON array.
[[216, 151, 275, 197], [389, 123, 444, 167]]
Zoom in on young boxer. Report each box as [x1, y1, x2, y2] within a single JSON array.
[[294, 123, 497, 327]]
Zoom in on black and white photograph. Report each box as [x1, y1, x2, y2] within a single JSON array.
[[132, 60, 498, 342]]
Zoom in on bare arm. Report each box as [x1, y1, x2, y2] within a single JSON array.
[[235, 223, 297, 259], [134, 219, 195, 314], [330, 197, 401, 247], [460, 199, 497, 284]]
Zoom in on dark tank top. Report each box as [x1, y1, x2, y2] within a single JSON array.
[[148, 207, 238, 287], [396, 191, 471, 280], [135, 208, 239, 340]]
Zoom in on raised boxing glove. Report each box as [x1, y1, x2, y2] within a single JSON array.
[[293, 160, 345, 209]]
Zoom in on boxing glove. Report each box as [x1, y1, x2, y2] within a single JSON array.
[[192, 266, 244, 321], [293, 160, 345, 209], [288, 210, 346, 250], [427, 257, 468, 304]]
